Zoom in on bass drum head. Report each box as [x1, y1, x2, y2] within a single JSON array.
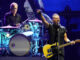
[[9, 34, 31, 56]]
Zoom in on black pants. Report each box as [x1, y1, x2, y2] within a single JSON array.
[[48, 46, 64, 60], [47, 55, 64, 60], [47, 55, 58, 60]]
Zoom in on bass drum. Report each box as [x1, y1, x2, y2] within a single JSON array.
[[9, 34, 31, 56]]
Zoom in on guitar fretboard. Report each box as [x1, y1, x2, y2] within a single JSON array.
[[59, 43, 71, 48]]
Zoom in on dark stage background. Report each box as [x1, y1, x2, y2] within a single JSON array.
[[0, 0, 80, 60]]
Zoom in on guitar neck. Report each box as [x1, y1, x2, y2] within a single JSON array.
[[59, 42, 71, 48]]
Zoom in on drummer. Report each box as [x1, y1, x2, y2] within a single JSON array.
[[4, 2, 22, 27], [3, 2, 22, 36]]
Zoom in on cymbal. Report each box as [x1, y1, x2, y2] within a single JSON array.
[[29, 19, 42, 23], [0, 25, 19, 29]]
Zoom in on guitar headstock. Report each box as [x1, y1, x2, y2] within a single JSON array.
[[75, 39, 80, 43]]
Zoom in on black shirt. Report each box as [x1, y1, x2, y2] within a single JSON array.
[[4, 12, 22, 26], [48, 23, 66, 44]]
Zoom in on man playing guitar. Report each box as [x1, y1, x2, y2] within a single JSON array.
[[37, 9, 75, 60]]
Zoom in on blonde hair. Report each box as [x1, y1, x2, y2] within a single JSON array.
[[10, 2, 18, 9]]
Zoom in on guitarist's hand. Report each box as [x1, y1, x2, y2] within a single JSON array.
[[37, 9, 42, 15], [70, 41, 75, 45]]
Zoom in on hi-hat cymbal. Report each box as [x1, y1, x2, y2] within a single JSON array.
[[0, 25, 19, 29]]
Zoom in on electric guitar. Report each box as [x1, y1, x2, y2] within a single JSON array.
[[43, 39, 80, 59]]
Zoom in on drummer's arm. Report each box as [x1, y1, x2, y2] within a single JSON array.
[[4, 14, 10, 26], [16, 14, 22, 27]]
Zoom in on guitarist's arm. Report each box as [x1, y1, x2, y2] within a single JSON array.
[[37, 9, 49, 28], [64, 33, 75, 44]]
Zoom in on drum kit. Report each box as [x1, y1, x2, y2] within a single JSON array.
[[0, 19, 43, 56]]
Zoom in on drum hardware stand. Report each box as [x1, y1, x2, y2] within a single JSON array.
[[33, 40, 40, 55], [57, 28, 60, 60], [0, 31, 10, 56], [0, 32, 6, 55]]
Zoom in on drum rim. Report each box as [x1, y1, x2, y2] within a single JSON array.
[[9, 34, 31, 56]]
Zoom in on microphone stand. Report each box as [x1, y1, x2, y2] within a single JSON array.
[[57, 24, 60, 60]]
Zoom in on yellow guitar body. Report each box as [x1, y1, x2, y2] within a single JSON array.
[[43, 42, 59, 59]]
